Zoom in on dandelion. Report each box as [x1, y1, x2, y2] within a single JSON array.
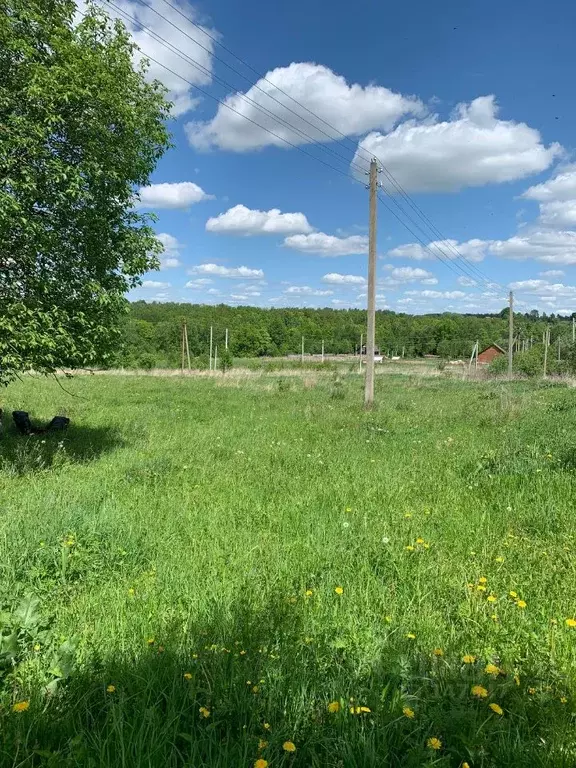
[[382, 536, 390, 545], [199, 707, 211, 718], [254, 760, 268, 768], [127, 588, 135, 596], [509, 591, 518, 599], [147, 638, 155, 645], [528, 687, 536, 695], [495, 556, 505, 563], [404, 512, 412, 518], [258, 739, 268, 750], [305, 589, 313, 597], [405, 545, 415, 552], [183, 672, 193, 680], [359, 706, 371, 713], [433, 647, 444, 656], [514, 675, 520, 686], [263, 722, 271, 731], [402, 706, 415, 718], [471, 685, 489, 698], [491, 614, 498, 622], [12, 701, 29, 713], [327, 701, 341, 713], [252, 686, 260, 694], [565, 618, 576, 628], [462, 763, 471, 768], [462, 654, 476, 664], [33, 643, 41, 652], [106, 685, 116, 693], [476, 585, 487, 592], [345, 507, 352, 513], [384, 615, 392, 623], [560, 697, 568, 704], [349, 705, 371, 714], [478, 576, 487, 584], [489, 703, 504, 715], [485, 664, 500, 676], [283, 741, 296, 752], [416, 537, 425, 544], [487, 595, 497, 603], [427, 737, 442, 750], [516, 600, 527, 609], [406, 633, 416, 640], [335, 586, 344, 595]]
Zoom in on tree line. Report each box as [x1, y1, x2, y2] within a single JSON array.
[[119, 301, 576, 369]]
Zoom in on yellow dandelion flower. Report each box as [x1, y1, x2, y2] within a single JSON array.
[[252, 686, 260, 694], [485, 664, 500, 676], [345, 507, 352, 512], [495, 556, 505, 563], [258, 739, 268, 750], [254, 761, 268, 768], [478, 576, 488, 584], [476, 584, 487, 592], [528, 687, 536, 695], [423, 542, 430, 549], [106, 685, 116, 693], [565, 618, 576, 628], [359, 706, 371, 713], [516, 600, 527, 609], [427, 737, 442, 750], [33, 643, 41, 652], [514, 674, 520, 686], [263, 722, 271, 731], [406, 633, 416, 640], [282, 741, 296, 753], [327, 701, 341, 713], [199, 706, 210, 718], [462, 763, 471, 768], [335, 586, 344, 595], [183, 672, 193, 680], [404, 512, 412, 518], [416, 537, 425, 544], [405, 545, 415, 552], [402, 706, 415, 719], [12, 701, 30, 713], [560, 697, 568, 704], [489, 703, 503, 715], [487, 595, 497, 603], [305, 589, 313, 597], [471, 685, 489, 698], [127, 588, 135, 596], [147, 638, 155, 645], [433, 647, 444, 656], [491, 614, 498, 622], [384, 615, 392, 623], [509, 591, 518, 599], [462, 654, 476, 664]]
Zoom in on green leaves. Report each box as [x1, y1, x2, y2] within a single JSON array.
[[1, 0, 171, 383], [13, 593, 41, 629]]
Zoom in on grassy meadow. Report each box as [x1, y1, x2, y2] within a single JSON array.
[[1, 371, 576, 767]]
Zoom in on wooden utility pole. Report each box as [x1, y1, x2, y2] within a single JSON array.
[[183, 321, 191, 371], [508, 291, 514, 379], [364, 158, 378, 407], [359, 332, 363, 374], [321, 339, 325, 363], [301, 336, 304, 364], [209, 326, 213, 371], [543, 327, 550, 378], [558, 337, 561, 363], [181, 321, 186, 374], [225, 328, 229, 350], [214, 345, 218, 372]]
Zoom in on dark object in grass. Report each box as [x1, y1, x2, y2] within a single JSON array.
[[11, 411, 70, 435]]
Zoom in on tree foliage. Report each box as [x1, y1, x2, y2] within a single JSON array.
[[0, 0, 171, 384]]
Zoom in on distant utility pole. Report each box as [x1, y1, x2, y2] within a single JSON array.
[[543, 327, 550, 378], [508, 290, 514, 379], [183, 321, 191, 372], [214, 345, 218, 372], [321, 339, 325, 363], [364, 157, 379, 407], [181, 321, 186, 374], [301, 336, 304, 364], [225, 328, 229, 350], [558, 337, 561, 362], [573, 316, 575, 344], [209, 325, 213, 372], [359, 332, 363, 374]]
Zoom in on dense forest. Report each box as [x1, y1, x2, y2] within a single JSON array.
[[118, 301, 576, 369]]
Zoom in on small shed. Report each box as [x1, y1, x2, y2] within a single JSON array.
[[478, 343, 505, 364]]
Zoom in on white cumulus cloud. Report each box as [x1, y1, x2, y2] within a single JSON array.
[[206, 204, 312, 235], [284, 286, 334, 296], [523, 165, 576, 202], [537, 201, 576, 229], [353, 96, 561, 192], [188, 263, 265, 278], [284, 233, 368, 256], [322, 273, 366, 285], [489, 230, 576, 265], [404, 290, 467, 299], [139, 182, 213, 209], [185, 62, 423, 151], [382, 266, 437, 284], [540, 269, 565, 278], [388, 238, 488, 262], [155, 232, 183, 269], [77, 0, 218, 117], [142, 280, 171, 288]]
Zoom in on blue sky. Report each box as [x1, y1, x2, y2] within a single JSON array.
[[98, 0, 576, 314]]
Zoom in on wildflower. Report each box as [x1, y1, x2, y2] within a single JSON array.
[[516, 600, 527, 609], [491, 614, 498, 622], [349, 705, 371, 714], [427, 737, 442, 750], [402, 706, 415, 718], [433, 647, 443, 656], [305, 589, 313, 597], [283, 741, 296, 752], [254, 760, 268, 768], [462, 654, 476, 664], [252, 686, 260, 694], [405, 545, 415, 552], [495, 556, 505, 563], [183, 672, 193, 680], [33, 643, 41, 652], [327, 701, 341, 713], [404, 512, 412, 518], [514, 675, 520, 686], [471, 685, 489, 698], [263, 722, 271, 731], [345, 507, 352, 512], [127, 588, 135, 596], [485, 664, 500, 676], [560, 697, 568, 704], [478, 576, 487, 584], [192, 653, 198, 659], [487, 595, 497, 603], [509, 591, 518, 599], [416, 537, 425, 544], [406, 633, 416, 640], [565, 618, 576, 628], [462, 763, 471, 768], [240, 650, 247, 655], [528, 687, 536, 695], [199, 707, 210, 718], [359, 706, 371, 713], [476, 585, 487, 592], [258, 739, 268, 750], [489, 703, 503, 715], [12, 701, 29, 713], [335, 586, 344, 595], [384, 615, 392, 623], [382, 536, 390, 544], [147, 638, 155, 645], [158, 645, 165, 653]]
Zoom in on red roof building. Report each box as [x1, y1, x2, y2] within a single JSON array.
[[477, 343, 505, 364]]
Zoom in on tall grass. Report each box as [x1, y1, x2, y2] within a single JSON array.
[[1, 374, 576, 766]]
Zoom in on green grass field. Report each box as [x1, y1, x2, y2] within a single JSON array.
[[1, 372, 576, 767]]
